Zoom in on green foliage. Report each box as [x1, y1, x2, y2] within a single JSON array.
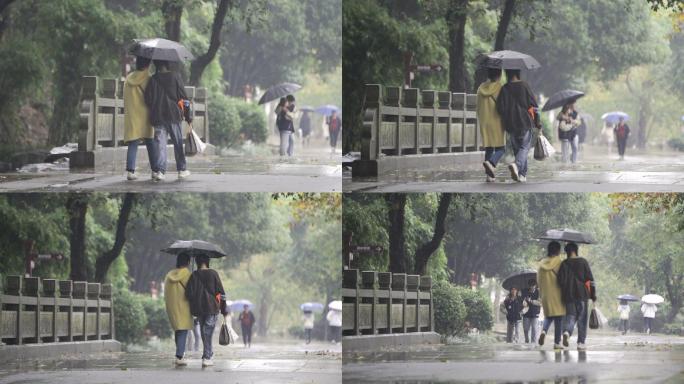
[[433, 280, 467, 336], [114, 289, 148, 344], [208, 92, 242, 148], [237, 102, 268, 143], [456, 286, 494, 332], [140, 296, 173, 339]]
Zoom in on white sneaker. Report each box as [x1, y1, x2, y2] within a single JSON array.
[[553, 343, 563, 351], [486, 175, 496, 183], [155, 172, 166, 181], [178, 170, 191, 179], [202, 358, 214, 367], [174, 356, 188, 366], [508, 163, 520, 181], [577, 343, 586, 351], [151, 172, 158, 180], [519, 175, 527, 183], [127, 171, 138, 181]]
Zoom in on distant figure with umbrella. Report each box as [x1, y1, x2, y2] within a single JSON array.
[[641, 291, 663, 335], [238, 304, 256, 347], [476, 67, 505, 182], [496, 69, 541, 183], [522, 279, 542, 344], [184, 254, 230, 367], [537, 241, 566, 350], [617, 299, 631, 335], [558, 242, 596, 351], [503, 287, 523, 343], [542, 90, 585, 164], [614, 116, 630, 160], [327, 110, 341, 154], [275, 97, 296, 157], [327, 300, 342, 343], [301, 303, 323, 344], [163, 252, 193, 365], [134, 38, 194, 181], [123, 54, 156, 181]]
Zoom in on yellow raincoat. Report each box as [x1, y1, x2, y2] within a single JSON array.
[[476, 80, 505, 147], [537, 255, 566, 317], [123, 69, 153, 143], [164, 267, 193, 330]]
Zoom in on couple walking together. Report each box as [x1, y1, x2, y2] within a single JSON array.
[[124, 56, 192, 181]]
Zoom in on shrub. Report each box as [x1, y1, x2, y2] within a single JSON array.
[[237, 102, 268, 143], [140, 296, 173, 339], [209, 92, 242, 148], [114, 289, 147, 344], [456, 286, 493, 332], [432, 280, 466, 337]]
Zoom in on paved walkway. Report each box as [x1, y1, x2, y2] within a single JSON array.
[[342, 332, 684, 383], [0, 340, 341, 384], [0, 145, 342, 192], [344, 145, 684, 192]]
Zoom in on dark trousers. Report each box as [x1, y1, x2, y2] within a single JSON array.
[[484, 146, 505, 167], [620, 319, 629, 334], [305, 328, 312, 344], [644, 317, 654, 333], [617, 137, 627, 156], [241, 325, 253, 346]]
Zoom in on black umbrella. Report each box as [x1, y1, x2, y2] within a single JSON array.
[[258, 83, 302, 105], [542, 90, 585, 111], [537, 228, 595, 244], [502, 269, 537, 291], [475, 50, 541, 71], [130, 38, 194, 62], [162, 240, 226, 258], [617, 294, 639, 302]]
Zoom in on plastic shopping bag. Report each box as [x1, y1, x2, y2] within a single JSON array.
[[185, 126, 206, 156]]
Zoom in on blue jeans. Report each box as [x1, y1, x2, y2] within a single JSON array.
[[198, 314, 218, 360], [174, 330, 188, 359], [565, 300, 588, 344], [279, 130, 294, 156], [126, 139, 156, 172], [543, 316, 563, 345], [484, 146, 505, 167], [561, 136, 579, 163], [153, 122, 186, 173], [510, 130, 532, 177]]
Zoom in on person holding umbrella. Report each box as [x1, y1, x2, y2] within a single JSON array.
[[558, 242, 596, 351], [163, 253, 193, 365], [238, 304, 256, 347], [123, 55, 157, 181], [185, 254, 230, 367], [503, 287, 523, 343], [617, 300, 631, 335], [476, 67, 505, 182], [327, 301, 342, 343], [327, 110, 341, 154], [275, 97, 296, 157], [556, 103, 581, 164], [641, 291, 663, 335], [537, 241, 566, 350], [302, 310, 315, 344], [522, 279, 541, 344]]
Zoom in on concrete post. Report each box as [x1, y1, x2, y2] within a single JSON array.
[[6, 276, 22, 345], [73, 281, 87, 341], [407, 274, 419, 332], [24, 277, 40, 344], [378, 272, 392, 334], [361, 271, 377, 335], [43, 279, 57, 342], [392, 273, 407, 333], [88, 283, 101, 340], [59, 280, 73, 342]]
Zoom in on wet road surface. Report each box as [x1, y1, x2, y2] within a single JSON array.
[[342, 332, 684, 383]]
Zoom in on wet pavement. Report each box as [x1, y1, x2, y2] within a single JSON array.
[[0, 339, 342, 384], [342, 331, 684, 383], [344, 146, 684, 192], [0, 144, 342, 192]]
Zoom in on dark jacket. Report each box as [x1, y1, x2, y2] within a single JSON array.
[[614, 123, 630, 141], [185, 268, 227, 316], [522, 288, 541, 318], [238, 310, 255, 328], [558, 257, 596, 303], [144, 71, 187, 126], [504, 295, 523, 322], [496, 81, 539, 136], [276, 105, 295, 132]]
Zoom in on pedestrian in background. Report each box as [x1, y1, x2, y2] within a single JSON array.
[[522, 279, 541, 344], [238, 304, 256, 347], [302, 310, 315, 344], [503, 287, 523, 343], [617, 300, 630, 335]]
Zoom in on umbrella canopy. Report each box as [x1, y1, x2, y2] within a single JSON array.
[[300, 302, 324, 313], [601, 111, 629, 124], [502, 269, 537, 291], [161, 240, 226, 258], [475, 50, 541, 71], [542, 90, 585, 112], [130, 38, 194, 62], [641, 294, 664, 305], [537, 228, 595, 244], [328, 300, 342, 311], [300, 105, 315, 112], [258, 83, 302, 105], [617, 294, 640, 302], [314, 104, 339, 116], [230, 299, 254, 312]]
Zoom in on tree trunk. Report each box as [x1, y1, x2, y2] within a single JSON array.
[[447, 0, 469, 93], [386, 194, 407, 273], [189, 0, 232, 86], [494, 0, 516, 51], [0, 0, 16, 41], [662, 257, 682, 322], [94, 193, 136, 283], [162, 0, 183, 42], [414, 194, 452, 275], [257, 286, 271, 337], [67, 195, 89, 281]]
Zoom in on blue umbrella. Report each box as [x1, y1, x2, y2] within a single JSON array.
[[314, 104, 339, 116], [601, 111, 629, 124], [230, 299, 254, 312], [300, 302, 324, 313], [617, 294, 639, 302]]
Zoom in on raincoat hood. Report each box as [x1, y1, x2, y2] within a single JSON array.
[[166, 267, 191, 283], [126, 69, 150, 86], [539, 255, 562, 271], [477, 80, 502, 97]]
